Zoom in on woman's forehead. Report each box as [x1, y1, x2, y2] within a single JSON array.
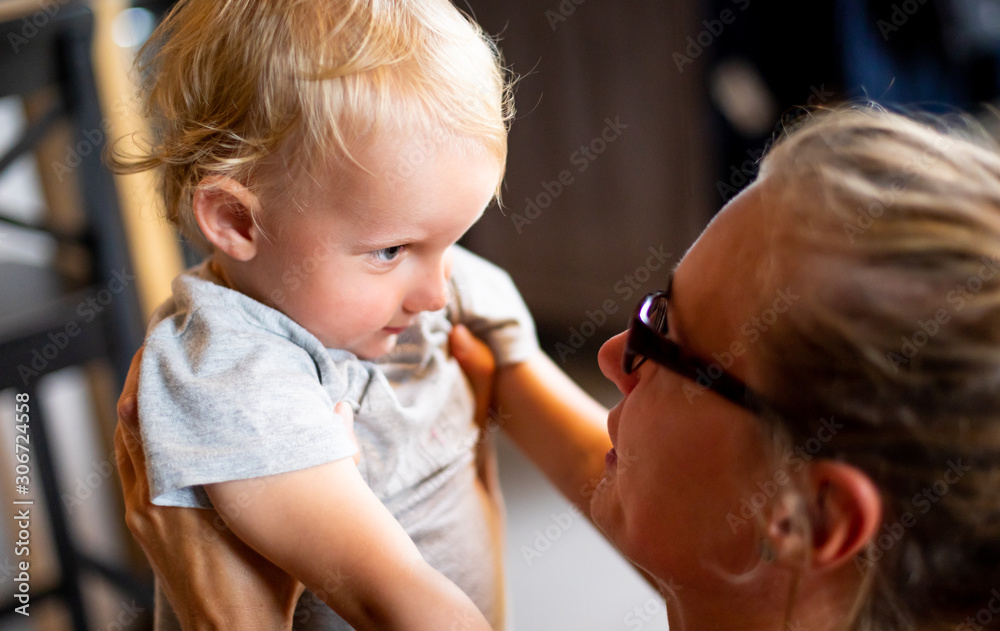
[[671, 182, 785, 358]]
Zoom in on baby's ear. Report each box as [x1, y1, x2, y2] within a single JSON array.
[[193, 176, 263, 261]]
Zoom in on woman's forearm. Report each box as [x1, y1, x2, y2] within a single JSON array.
[[494, 351, 612, 522]]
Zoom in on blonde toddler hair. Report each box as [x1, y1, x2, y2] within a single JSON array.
[[113, 0, 512, 251]]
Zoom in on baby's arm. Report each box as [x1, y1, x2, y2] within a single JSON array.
[[452, 329, 660, 591], [205, 457, 490, 631], [116, 347, 305, 630], [446, 248, 611, 522], [498, 353, 611, 520], [450, 327, 610, 522]]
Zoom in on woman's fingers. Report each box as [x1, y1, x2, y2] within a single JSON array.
[[335, 401, 361, 465], [115, 347, 145, 466], [449, 323, 497, 424], [113, 345, 304, 628], [114, 347, 149, 535], [450, 326, 504, 504]]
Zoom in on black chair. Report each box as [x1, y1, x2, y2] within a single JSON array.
[[0, 3, 152, 628]]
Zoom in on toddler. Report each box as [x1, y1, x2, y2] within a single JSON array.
[[116, 1, 535, 629]]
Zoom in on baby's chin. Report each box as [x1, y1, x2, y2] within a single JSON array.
[[343, 330, 400, 361]]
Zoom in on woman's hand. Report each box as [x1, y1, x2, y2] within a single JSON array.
[[449, 324, 497, 432], [449, 323, 504, 507], [114, 347, 305, 630]]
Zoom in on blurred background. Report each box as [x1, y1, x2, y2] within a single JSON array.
[[1, 0, 999, 629]]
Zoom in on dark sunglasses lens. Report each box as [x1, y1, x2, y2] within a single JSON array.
[[646, 294, 669, 334], [623, 343, 646, 373]]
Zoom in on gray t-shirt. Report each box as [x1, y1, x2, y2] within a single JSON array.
[[138, 245, 537, 630]]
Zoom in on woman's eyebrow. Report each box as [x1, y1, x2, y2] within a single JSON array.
[[664, 272, 689, 348], [666, 300, 686, 346]]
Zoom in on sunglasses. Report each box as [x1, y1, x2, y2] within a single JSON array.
[[622, 277, 766, 414]]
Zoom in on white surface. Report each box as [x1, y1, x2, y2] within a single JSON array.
[[0, 95, 56, 265], [498, 432, 669, 631]]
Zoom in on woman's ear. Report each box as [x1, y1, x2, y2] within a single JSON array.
[[765, 460, 881, 571], [804, 460, 882, 570], [193, 176, 263, 261]]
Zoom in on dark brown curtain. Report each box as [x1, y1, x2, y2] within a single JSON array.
[[459, 1, 713, 358]]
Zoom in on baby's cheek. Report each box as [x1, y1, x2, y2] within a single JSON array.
[[345, 303, 390, 331]]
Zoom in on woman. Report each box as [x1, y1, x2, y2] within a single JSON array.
[[117, 106, 1000, 630]]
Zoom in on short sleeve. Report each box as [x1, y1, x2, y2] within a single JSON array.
[[448, 246, 540, 365], [138, 305, 358, 508]]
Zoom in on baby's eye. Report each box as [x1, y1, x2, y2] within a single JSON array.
[[371, 245, 406, 262]]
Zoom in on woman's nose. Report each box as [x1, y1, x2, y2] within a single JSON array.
[[598, 331, 640, 395]]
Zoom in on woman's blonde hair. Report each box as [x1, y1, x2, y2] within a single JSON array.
[[754, 105, 1000, 630], [112, 0, 512, 251]]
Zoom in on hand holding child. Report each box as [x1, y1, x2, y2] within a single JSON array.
[[115, 347, 305, 630], [449, 324, 497, 432], [115, 330, 500, 630]]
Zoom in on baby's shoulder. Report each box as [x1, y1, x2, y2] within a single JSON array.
[[149, 266, 313, 345], [145, 268, 331, 376]]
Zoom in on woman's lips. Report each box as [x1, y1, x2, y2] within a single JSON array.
[[606, 447, 618, 469]]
